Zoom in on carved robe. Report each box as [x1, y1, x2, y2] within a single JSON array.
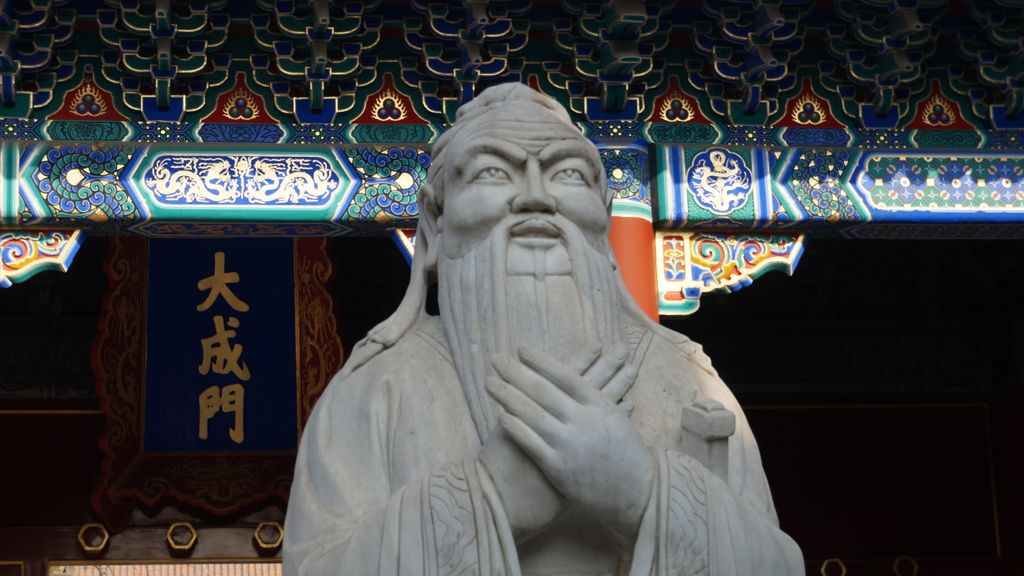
[[285, 315, 804, 576]]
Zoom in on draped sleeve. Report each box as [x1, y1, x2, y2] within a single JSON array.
[[284, 337, 521, 576], [626, 331, 805, 576], [627, 451, 804, 576]]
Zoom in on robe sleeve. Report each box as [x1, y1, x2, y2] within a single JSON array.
[[283, 369, 521, 576], [627, 336, 805, 575], [627, 451, 804, 576]]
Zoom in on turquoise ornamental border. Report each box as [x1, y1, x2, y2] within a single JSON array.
[[655, 144, 1024, 235], [4, 140, 1024, 238], [3, 141, 428, 236]]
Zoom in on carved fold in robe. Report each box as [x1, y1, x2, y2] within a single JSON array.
[[285, 316, 804, 576]]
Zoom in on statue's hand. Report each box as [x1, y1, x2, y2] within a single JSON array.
[[487, 345, 654, 542], [478, 414, 562, 541], [478, 345, 626, 541]]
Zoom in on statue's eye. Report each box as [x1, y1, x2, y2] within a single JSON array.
[[473, 166, 511, 182], [553, 168, 586, 183]]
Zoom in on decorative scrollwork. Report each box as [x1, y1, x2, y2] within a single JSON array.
[[0, 230, 83, 288], [344, 146, 429, 222], [33, 143, 137, 222], [657, 232, 805, 315]]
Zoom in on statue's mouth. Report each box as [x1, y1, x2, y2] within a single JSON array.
[[509, 218, 561, 238], [506, 218, 570, 275]]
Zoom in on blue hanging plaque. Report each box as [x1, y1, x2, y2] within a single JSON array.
[[144, 238, 298, 452]]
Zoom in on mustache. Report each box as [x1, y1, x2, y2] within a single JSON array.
[[508, 217, 561, 238], [497, 213, 576, 236]]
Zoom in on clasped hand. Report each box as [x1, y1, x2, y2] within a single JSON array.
[[481, 344, 654, 541]]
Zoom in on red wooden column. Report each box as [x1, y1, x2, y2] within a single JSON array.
[[610, 215, 658, 321], [599, 144, 659, 322]]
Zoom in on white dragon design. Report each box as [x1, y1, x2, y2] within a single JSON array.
[[147, 157, 237, 203], [247, 158, 337, 204], [688, 149, 751, 214]]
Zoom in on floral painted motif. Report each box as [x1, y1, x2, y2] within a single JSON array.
[[587, 120, 643, 140], [601, 149, 647, 204], [922, 94, 954, 127], [658, 95, 695, 123], [907, 84, 973, 132], [723, 126, 776, 146], [370, 91, 408, 122], [856, 154, 1024, 210], [935, 161, 975, 205], [791, 94, 825, 125], [288, 123, 349, 144], [221, 89, 260, 121], [135, 121, 193, 142], [197, 123, 284, 143], [49, 79, 127, 122], [855, 129, 909, 149], [882, 161, 927, 205], [1, 118, 40, 140], [987, 131, 1024, 150]]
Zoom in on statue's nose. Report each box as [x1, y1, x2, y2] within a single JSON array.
[[510, 189, 556, 213], [510, 158, 556, 214]]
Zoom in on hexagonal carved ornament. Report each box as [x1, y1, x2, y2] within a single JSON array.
[[253, 521, 284, 553], [76, 523, 110, 555], [166, 522, 198, 555]]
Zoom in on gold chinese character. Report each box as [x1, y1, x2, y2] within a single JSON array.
[[198, 315, 251, 381], [197, 251, 250, 313], [198, 383, 244, 444]]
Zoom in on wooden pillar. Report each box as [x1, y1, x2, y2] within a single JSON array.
[[610, 215, 658, 321], [597, 143, 659, 322]]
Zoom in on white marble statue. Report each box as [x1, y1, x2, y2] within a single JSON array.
[[284, 83, 804, 576]]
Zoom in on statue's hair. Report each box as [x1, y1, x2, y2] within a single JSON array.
[[455, 82, 573, 126], [422, 82, 577, 218], [338, 82, 655, 380]]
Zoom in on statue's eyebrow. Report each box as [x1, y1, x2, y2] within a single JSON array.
[[538, 140, 601, 175], [459, 137, 528, 166]]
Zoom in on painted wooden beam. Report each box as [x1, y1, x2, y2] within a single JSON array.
[[655, 145, 1024, 238]]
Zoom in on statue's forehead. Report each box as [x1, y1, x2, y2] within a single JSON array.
[[451, 115, 593, 159]]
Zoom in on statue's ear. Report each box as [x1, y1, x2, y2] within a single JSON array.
[[419, 183, 441, 270], [599, 166, 613, 212]]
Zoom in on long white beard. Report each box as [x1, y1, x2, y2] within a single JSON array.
[[437, 218, 624, 440]]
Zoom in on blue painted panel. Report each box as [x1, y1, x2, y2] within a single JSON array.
[[144, 238, 297, 452]]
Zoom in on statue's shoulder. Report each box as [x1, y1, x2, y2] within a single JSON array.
[[627, 316, 719, 381], [321, 315, 455, 398]]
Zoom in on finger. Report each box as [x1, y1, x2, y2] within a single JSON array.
[[620, 399, 636, 417], [486, 377, 562, 437], [601, 363, 638, 403], [582, 343, 629, 389], [571, 343, 602, 374], [492, 355, 576, 421], [500, 413, 556, 466], [517, 345, 596, 404]]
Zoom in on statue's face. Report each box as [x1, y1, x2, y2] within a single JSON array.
[[439, 114, 609, 259]]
